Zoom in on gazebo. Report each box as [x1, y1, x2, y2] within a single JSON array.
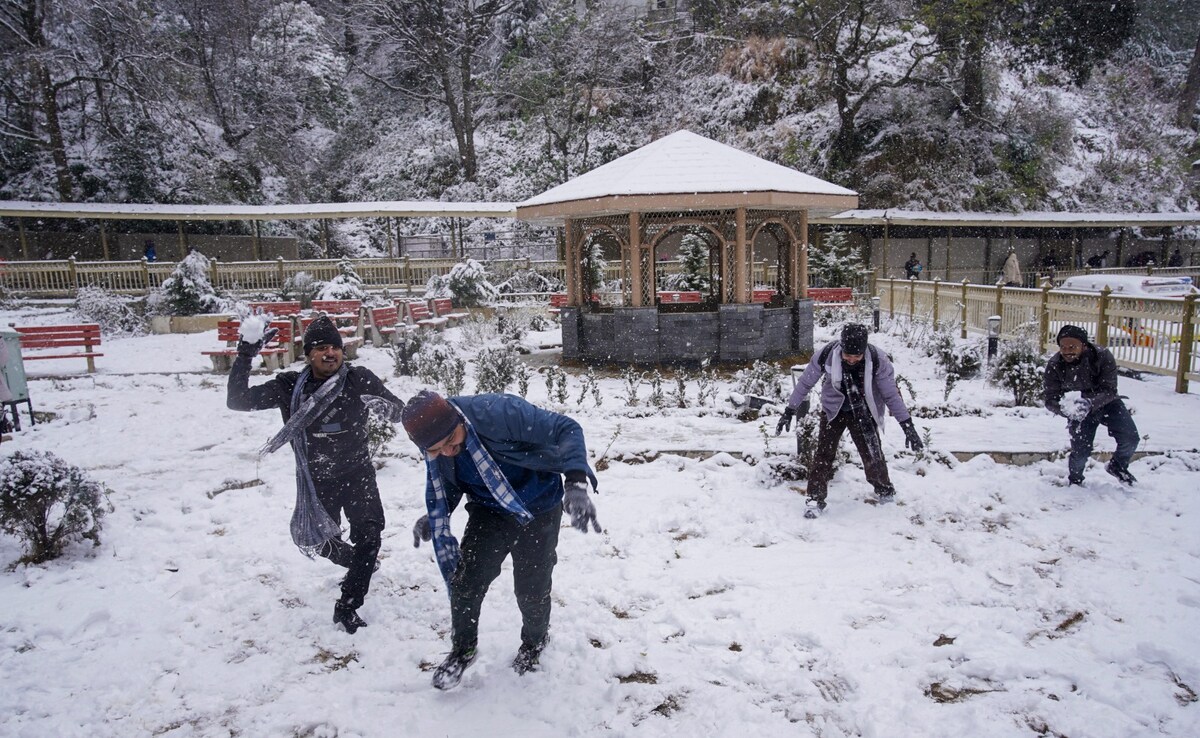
[[516, 130, 859, 365]]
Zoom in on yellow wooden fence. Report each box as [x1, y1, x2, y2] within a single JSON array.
[[877, 277, 1200, 394]]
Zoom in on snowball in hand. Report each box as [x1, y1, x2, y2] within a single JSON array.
[[239, 314, 268, 344], [1061, 391, 1090, 421]]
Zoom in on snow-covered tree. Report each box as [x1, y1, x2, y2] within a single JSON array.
[[809, 229, 865, 288], [446, 258, 498, 307], [157, 251, 223, 316], [317, 260, 367, 301], [0, 450, 111, 564]]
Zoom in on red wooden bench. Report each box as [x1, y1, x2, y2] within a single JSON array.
[[751, 288, 777, 303], [401, 300, 448, 330], [298, 314, 363, 358], [310, 300, 365, 339], [13, 324, 103, 373], [367, 305, 407, 345], [201, 319, 294, 373], [247, 300, 302, 317], [430, 297, 470, 325], [657, 291, 703, 304], [808, 287, 855, 306]]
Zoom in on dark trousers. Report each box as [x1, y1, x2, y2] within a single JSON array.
[[1068, 399, 1139, 481], [450, 504, 562, 652], [313, 466, 385, 609], [807, 409, 894, 502]]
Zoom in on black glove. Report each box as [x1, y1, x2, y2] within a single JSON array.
[[362, 394, 405, 422], [774, 399, 809, 436], [563, 482, 601, 533], [237, 326, 279, 357], [412, 514, 431, 548], [900, 418, 924, 451]]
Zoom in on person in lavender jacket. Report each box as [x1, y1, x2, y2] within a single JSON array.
[[776, 323, 923, 518]]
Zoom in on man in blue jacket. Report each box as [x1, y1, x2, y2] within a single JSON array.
[[776, 323, 922, 518], [402, 390, 600, 690]]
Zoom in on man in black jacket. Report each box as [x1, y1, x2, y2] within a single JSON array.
[[1043, 324, 1139, 486], [227, 316, 405, 633]]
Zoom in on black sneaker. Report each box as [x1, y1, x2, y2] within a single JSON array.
[[333, 602, 367, 634], [432, 646, 478, 690], [804, 498, 826, 519], [1105, 461, 1137, 485], [512, 641, 545, 675]]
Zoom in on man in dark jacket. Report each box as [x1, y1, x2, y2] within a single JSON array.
[[1043, 324, 1139, 485], [228, 316, 405, 633], [401, 390, 600, 690], [776, 323, 923, 518]]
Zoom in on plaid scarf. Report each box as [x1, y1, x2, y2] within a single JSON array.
[[426, 415, 533, 584]]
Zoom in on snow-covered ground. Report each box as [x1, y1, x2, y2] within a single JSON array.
[[2, 305, 1199, 738]]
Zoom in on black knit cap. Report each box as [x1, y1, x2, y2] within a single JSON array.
[[1056, 324, 1089, 345], [840, 322, 869, 355], [401, 390, 461, 450], [303, 315, 343, 354]]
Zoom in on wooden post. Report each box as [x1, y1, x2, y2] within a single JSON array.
[[277, 256, 286, 288], [320, 219, 329, 257], [100, 222, 110, 261], [142, 257, 152, 288], [403, 255, 412, 295], [566, 218, 578, 306], [177, 222, 187, 259], [883, 220, 890, 278], [1116, 227, 1126, 267], [1039, 278, 1052, 353], [253, 220, 262, 261], [909, 278, 916, 318], [932, 277, 941, 325], [889, 278, 896, 318], [994, 278, 1004, 326], [67, 256, 78, 288], [735, 207, 747, 303], [18, 219, 29, 260], [1175, 293, 1196, 394], [944, 227, 952, 282], [629, 212, 642, 307], [799, 209, 809, 299], [385, 218, 394, 259], [960, 280, 969, 339], [1097, 286, 1112, 348], [788, 217, 800, 300], [210, 257, 219, 289]]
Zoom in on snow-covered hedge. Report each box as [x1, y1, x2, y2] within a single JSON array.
[[0, 450, 112, 564], [74, 286, 147, 336]]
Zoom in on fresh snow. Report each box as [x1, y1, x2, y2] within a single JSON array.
[[2, 305, 1199, 737]]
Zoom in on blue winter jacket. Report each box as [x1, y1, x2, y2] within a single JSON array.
[[427, 393, 597, 515]]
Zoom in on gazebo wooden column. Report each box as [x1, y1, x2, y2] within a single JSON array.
[[629, 212, 643, 307], [798, 209, 809, 299], [735, 207, 748, 303], [565, 217, 580, 306]]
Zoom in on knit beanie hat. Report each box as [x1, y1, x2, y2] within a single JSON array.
[[1056, 324, 1089, 345], [840, 323, 869, 355], [303, 316, 343, 354], [401, 390, 461, 450]]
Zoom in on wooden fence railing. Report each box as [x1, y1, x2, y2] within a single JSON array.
[[876, 277, 1200, 393]]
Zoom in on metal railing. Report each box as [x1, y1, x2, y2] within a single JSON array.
[[876, 277, 1199, 393]]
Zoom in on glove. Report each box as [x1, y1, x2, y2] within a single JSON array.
[[774, 399, 809, 436], [237, 326, 279, 357], [412, 515, 431, 548], [362, 394, 405, 422], [563, 482, 601, 534], [900, 418, 924, 451]]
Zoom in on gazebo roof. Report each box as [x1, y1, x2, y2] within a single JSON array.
[[516, 130, 858, 222]]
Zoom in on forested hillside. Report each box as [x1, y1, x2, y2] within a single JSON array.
[[2, 0, 1198, 254]]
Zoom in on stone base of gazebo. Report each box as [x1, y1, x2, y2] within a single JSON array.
[[560, 300, 814, 366]]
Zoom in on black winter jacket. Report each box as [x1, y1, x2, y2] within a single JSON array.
[[1043, 343, 1120, 417], [227, 355, 403, 480]]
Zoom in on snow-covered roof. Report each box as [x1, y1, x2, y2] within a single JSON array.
[[0, 199, 517, 221], [820, 209, 1200, 228], [517, 130, 858, 221]]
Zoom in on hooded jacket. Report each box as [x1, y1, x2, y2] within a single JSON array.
[[1043, 341, 1120, 417], [786, 341, 911, 430]]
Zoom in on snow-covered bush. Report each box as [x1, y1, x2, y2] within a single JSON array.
[[317, 260, 367, 301], [415, 339, 465, 395], [446, 259, 498, 307], [474, 345, 523, 394], [366, 412, 396, 460], [495, 269, 564, 295], [990, 338, 1047, 406], [0, 450, 112, 564], [647, 370, 667, 408], [74, 286, 146, 336], [280, 271, 322, 308], [389, 330, 428, 376], [733, 360, 784, 401], [543, 366, 569, 405], [156, 251, 223, 316], [663, 233, 712, 292]]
